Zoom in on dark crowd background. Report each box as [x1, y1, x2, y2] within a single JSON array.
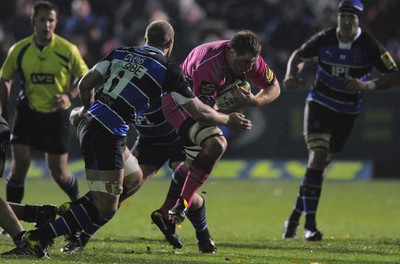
[[0, 0, 400, 178]]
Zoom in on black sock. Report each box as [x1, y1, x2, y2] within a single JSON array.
[[62, 174, 81, 201], [30, 199, 99, 241], [6, 178, 24, 203], [301, 168, 323, 229], [288, 185, 305, 223], [21, 205, 40, 223]]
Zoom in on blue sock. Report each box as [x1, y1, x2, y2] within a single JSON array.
[[187, 199, 211, 240], [301, 168, 323, 229]]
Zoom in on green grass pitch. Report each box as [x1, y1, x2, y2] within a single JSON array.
[[0, 178, 399, 263]]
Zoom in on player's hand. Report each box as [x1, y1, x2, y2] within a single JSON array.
[[283, 75, 299, 90], [226, 112, 252, 131], [53, 93, 72, 111], [231, 85, 255, 106], [344, 78, 375, 91], [69, 106, 85, 127]]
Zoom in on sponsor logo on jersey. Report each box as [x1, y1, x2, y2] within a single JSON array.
[[200, 81, 216, 95], [113, 61, 123, 69], [331, 65, 349, 77], [265, 66, 274, 83], [381, 52, 397, 70], [31, 73, 55, 84], [123, 54, 146, 64], [325, 50, 333, 57], [123, 63, 147, 78]]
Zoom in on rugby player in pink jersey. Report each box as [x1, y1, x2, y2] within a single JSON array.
[[160, 30, 280, 251]]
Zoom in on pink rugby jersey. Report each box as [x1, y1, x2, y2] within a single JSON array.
[[162, 40, 277, 133], [181, 40, 276, 103]]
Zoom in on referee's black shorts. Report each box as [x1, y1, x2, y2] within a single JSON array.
[[11, 102, 70, 154]]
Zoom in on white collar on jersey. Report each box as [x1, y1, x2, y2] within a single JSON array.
[[143, 44, 165, 56], [336, 27, 362, 49]]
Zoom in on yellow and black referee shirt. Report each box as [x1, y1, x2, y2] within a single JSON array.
[[0, 34, 89, 113]]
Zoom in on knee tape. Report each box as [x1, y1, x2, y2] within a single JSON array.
[[188, 123, 223, 146], [185, 123, 223, 159], [184, 145, 201, 160], [87, 180, 123, 197], [305, 133, 330, 151], [123, 154, 140, 177]]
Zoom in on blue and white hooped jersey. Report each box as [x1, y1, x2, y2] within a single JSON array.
[[132, 97, 181, 146], [297, 27, 397, 114], [87, 45, 194, 136]]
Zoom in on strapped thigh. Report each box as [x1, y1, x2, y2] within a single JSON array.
[[87, 179, 123, 197], [123, 154, 140, 177], [184, 123, 223, 160], [305, 133, 331, 151]]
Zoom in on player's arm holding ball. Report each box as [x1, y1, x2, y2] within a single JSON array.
[[228, 62, 280, 111], [216, 79, 251, 113]]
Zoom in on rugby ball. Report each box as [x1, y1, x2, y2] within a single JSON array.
[[215, 79, 250, 111]]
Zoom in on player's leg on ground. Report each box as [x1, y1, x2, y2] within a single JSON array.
[[0, 198, 25, 244], [29, 169, 123, 241], [61, 153, 142, 252], [169, 133, 226, 223], [9, 202, 58, 228], [152, 162, 187, 248], [301, 133, 329, 241], [180, 136, 226, 206], [187, 196, 216, 253]]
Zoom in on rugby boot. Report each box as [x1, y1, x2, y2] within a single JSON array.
[[282, 220, 298, 239], [304, 227, 323, 241], [198, 238, 217, 253], [151, 209, 183, 248], [1, 230, 52, 259], [61, 231, 91, 253], [168, 197, 188, 224]]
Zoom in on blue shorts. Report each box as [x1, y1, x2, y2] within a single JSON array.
[[131, 135, 185, 170], [78, 118, 126, 170]]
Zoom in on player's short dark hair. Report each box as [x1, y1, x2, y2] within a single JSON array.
[[229, 30, 262, 56], [33, 1, 58, 18], [145, 20, 175, 48]]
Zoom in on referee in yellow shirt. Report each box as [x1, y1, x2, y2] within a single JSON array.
[[0, 1, 88, 206]]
